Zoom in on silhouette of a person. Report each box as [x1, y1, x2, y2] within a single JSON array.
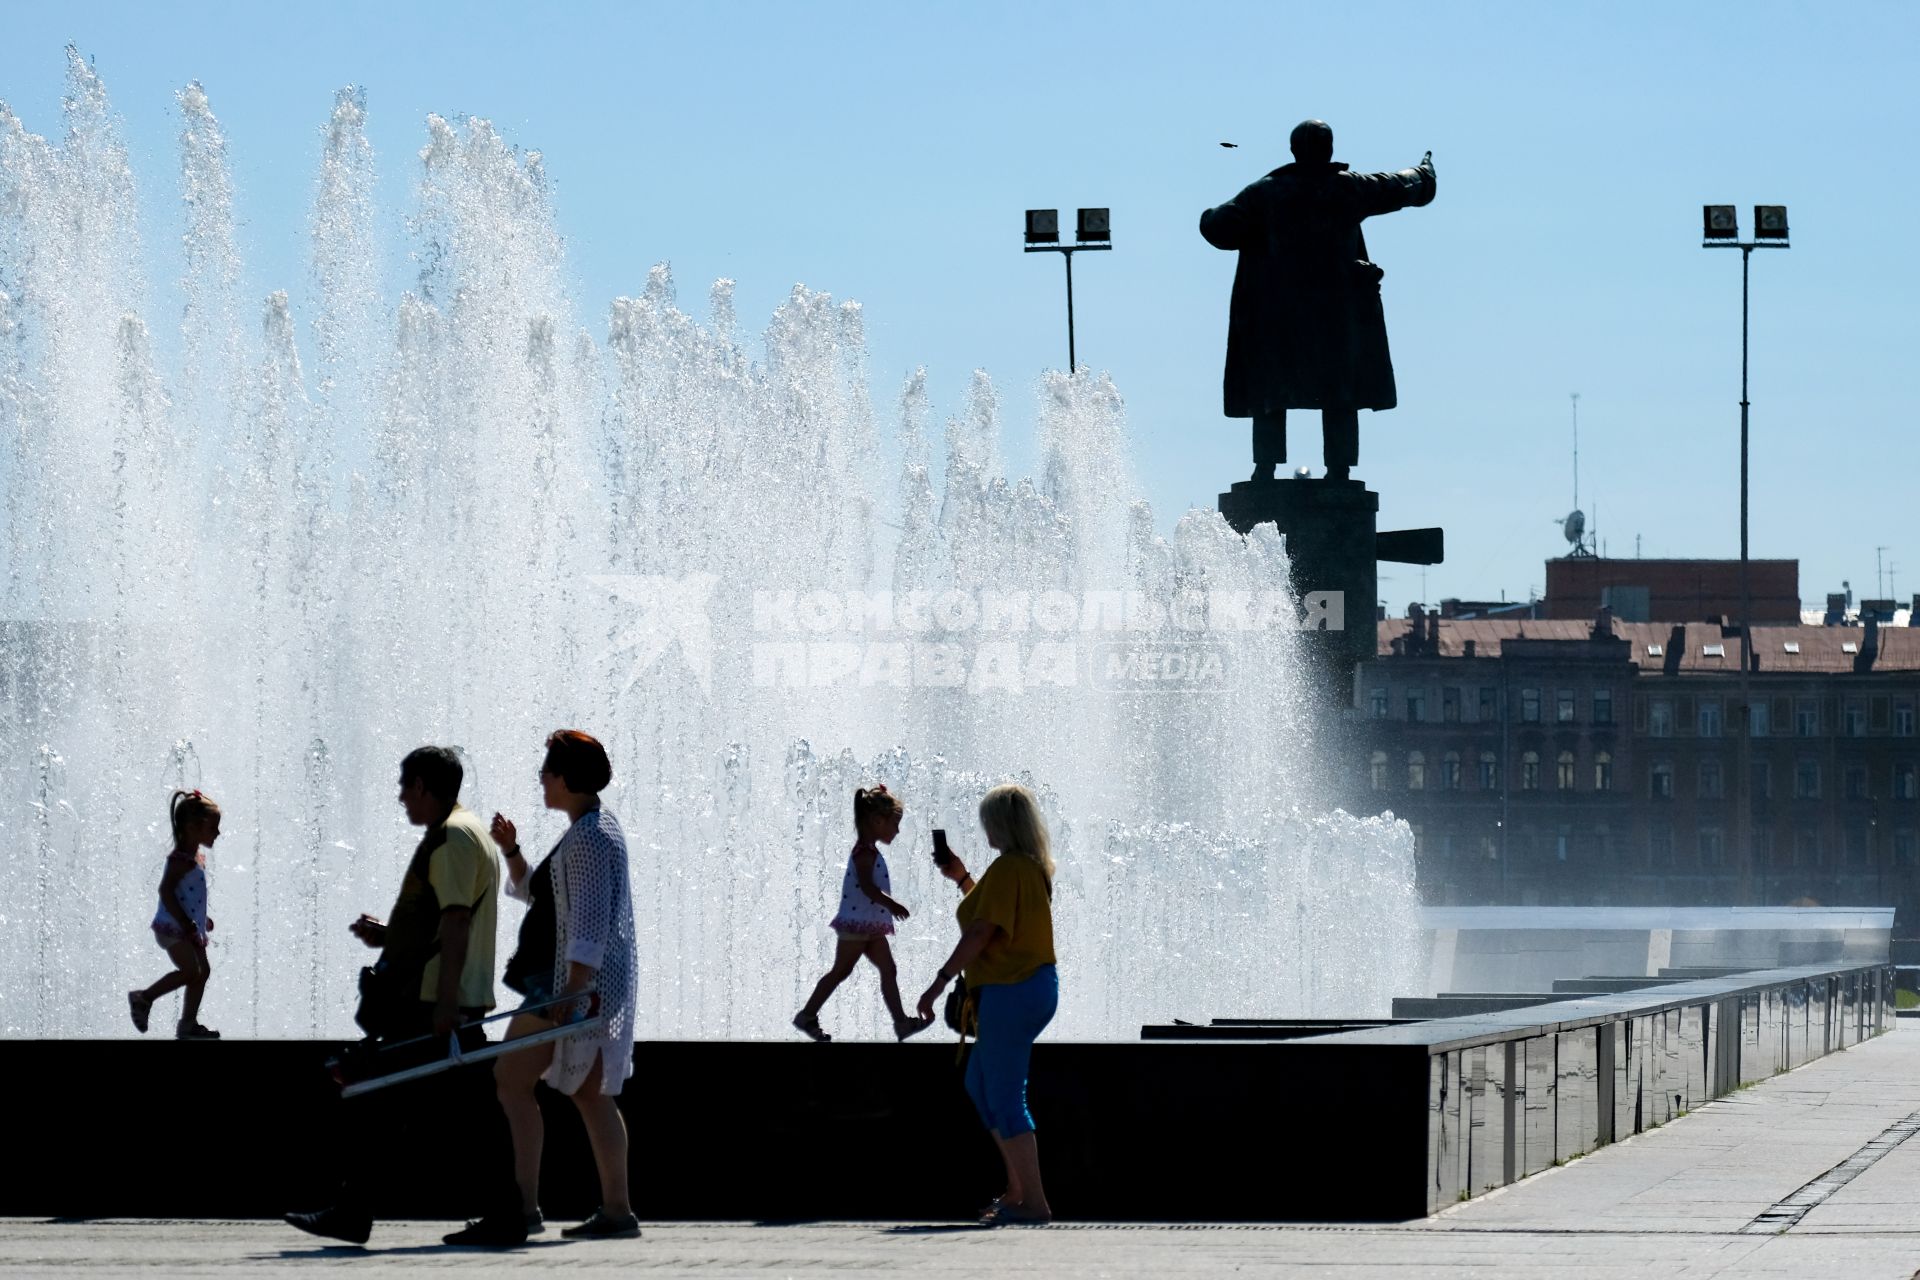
[[1201, 120, 1434, 482]]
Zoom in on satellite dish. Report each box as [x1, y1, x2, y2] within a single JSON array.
[[1561, 510, 1586, 545]]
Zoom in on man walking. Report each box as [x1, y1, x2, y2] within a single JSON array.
[[286, 745, 515, 1247]]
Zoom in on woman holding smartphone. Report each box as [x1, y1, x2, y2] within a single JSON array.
[[918, 783, 1059, 1226]]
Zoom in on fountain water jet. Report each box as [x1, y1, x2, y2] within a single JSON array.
[[0, 56, 1421, 1040]]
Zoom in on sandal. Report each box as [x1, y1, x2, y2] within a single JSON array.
[[791, 1012, 831, 1043], [895, 1014, 933, 1042]]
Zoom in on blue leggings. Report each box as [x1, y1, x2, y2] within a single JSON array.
[[964, 965, 1058, 1138]]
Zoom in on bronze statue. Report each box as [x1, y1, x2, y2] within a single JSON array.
[[1200, 120, 1435, 482]]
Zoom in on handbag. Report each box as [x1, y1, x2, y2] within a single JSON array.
[[943, 973, 974, 1036], [354, 956, 426, 1039]]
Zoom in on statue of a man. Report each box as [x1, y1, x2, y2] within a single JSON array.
[[1200, 120, 1435, 482]]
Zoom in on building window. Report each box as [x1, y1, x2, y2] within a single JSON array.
[[1698, 700, 1722, 738], [1557, 750, 1576, 790], [1479, 751, 1499, 790], [1442, 687, 1460, 723], [1369, 687, 1388, 719], [1650, 760, 1674, 800], [1795, 759, 1821, 799], [1750, 701, 1770, 737], [1845, 823, 1870, 868], [1897, 762, 1918, 801], [1751, 760, 1771, 800], [1649, 698, 1674, 737], [1521, 750, 1540, 791], [1442, 751, 1462, 790], [1699, 758, 1724, 800], [1407, 751, 1426, 790], [1844, 702, 1867, 738], [1699, 826, 1724, 867], [1556, 689, 1576, 723], [1407, 691, 1426, 723], [1521, 688, 1541, 723], [1556, 825, 1571, 862], [1370, 751, 1389, 791], [1896, 829, 1917, 868], [1649, 825, 1674, 867], [1845, 765, 1869, 800], [1480, 834, 1499, 861], [1594, 751, 1613, 791], [1794, 827, 1821, 867], [1897, 704, 1916, 737], [1796, 699, 1819, 736], [1593, 689, 1614, 725], [1479, 688, 1495, 722]]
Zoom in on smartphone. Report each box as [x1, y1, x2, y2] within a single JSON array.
[[931, 828, 953, 868]]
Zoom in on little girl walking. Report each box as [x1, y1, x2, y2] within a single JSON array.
[[793, 784, 933, 1043], [128, 789, 222, 1040]]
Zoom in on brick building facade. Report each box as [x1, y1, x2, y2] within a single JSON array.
[[1361, 608, 1920, 926], [1541, 557, 1802, 623]]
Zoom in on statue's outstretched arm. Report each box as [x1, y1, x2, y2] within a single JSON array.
[[1350, 153, 1436, 218]]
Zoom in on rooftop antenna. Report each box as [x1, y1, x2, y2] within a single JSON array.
[[1877, 546, 1888, 598], [1556, 393, 1593, 557], [1572, 392, 1580, 514]]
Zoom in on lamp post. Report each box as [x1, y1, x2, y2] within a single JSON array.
[[1702, 203, 1790, 907], [1024, 207, 1111, 370]]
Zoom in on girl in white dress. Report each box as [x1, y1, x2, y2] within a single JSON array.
[[483, 731, 640, 1242], [792, 784, 933, 1043], [128, 789, 222, 1039]]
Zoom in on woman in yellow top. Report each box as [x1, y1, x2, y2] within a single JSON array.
[[917, 783, 1058, 1226]]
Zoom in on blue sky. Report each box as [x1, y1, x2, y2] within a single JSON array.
[[4, 2, 1916, 610]]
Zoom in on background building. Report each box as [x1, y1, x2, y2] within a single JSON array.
[[1541, 557, 1801, 623], [1362, 603, 1920, 927]]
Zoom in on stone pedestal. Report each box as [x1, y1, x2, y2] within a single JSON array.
[[1220, 476, 1442, 705]]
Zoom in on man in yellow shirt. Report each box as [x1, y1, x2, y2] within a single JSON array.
[[287, 746, 510, 1246]]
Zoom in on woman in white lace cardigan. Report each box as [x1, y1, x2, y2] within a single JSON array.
[[486, 730, 640, 1242]]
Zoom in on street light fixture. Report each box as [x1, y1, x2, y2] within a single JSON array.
[[1024, 206, 1112, 370], [1701, 201, 1790, 907]]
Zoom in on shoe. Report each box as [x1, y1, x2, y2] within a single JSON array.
[[561, 1209, 641, 1239], [792, 1012, 830, 1043], [526, 1209, 546, 1236], [1251, 463, 1277, 482], [978, 1200, 1051, 1228], [284, 1206, 372, 1246], [442, 1210, 529, 1247], [895, 1014, 933, 1042], [177, 1021, 221, 1040], [128, 991, 152, 1034]]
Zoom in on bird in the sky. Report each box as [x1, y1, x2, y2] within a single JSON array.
[[1219, 141, 1238, 148]]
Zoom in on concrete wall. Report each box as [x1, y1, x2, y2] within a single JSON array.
[[0, 1038, 1430, 1223], [1423, 907, 1893, 993]]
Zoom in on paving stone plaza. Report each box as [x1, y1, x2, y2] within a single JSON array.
[[8, 1025, 1920, 1276]]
